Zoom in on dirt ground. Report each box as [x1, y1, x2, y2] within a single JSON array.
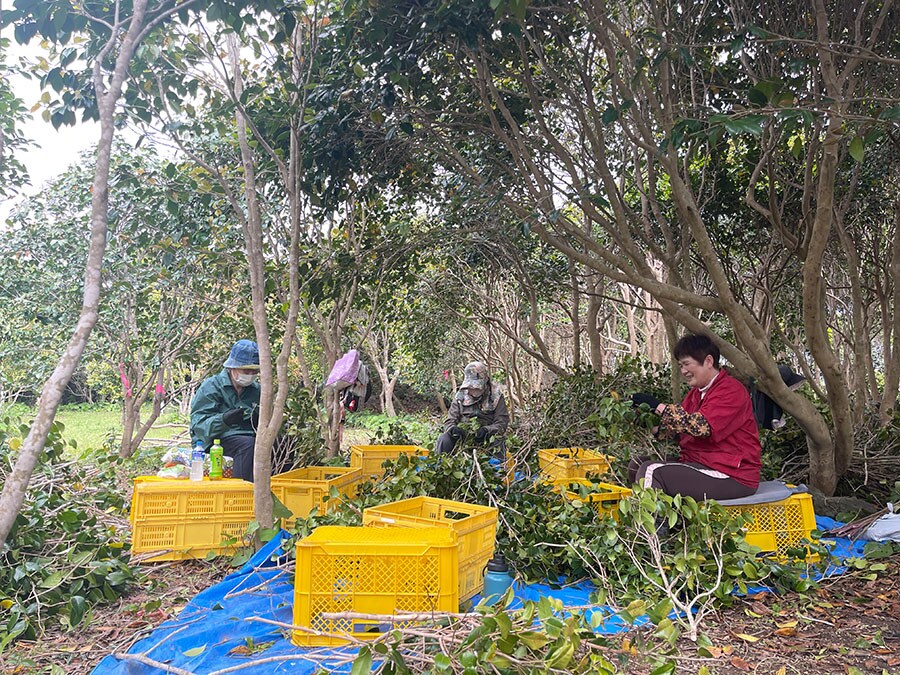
[[3, 553, 897, 674], [634, 554, 900, 674]]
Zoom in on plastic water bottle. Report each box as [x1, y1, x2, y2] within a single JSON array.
[[209, 439, 223, 480], [190, 443, 205, 482], [483, 554, 513, 604]]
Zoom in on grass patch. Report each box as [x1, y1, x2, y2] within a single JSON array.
[[0, 402, 186, 454]]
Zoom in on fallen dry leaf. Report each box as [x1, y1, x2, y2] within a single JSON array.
[[749, 601, 770, 615], [730, 655, 753, 671], [734, 633, 760, 643], [776, 620, 798, 629], [774, 626, 798, 637], [775, 668, 787, 675]]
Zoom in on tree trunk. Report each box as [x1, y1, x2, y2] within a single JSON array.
[[325, 387, 342, 457], [383, 376, 398, 417], [230, 35, 275, 526], [586, 274, 605, 374], [568, 261, 582, 367], [880, 199, 900, 423], [0, 0, 151, 550]]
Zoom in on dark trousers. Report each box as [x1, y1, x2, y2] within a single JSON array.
[[220, 435, 295, 482], [627, 455, 755, 501]]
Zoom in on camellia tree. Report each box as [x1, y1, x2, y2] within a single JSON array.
[[0, 39, 32, 200], [117, 0, 427, 523], [1, 143, 244, 455], [0, 0, 266, 549], [333, 0, 899, 494]]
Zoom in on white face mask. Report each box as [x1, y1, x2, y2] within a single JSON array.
[[233, 372, 257, 387]]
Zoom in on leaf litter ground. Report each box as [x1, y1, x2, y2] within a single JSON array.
[[2, 554, 897, 674]]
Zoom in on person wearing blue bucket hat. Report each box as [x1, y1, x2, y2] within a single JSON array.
[[190, 339, 262, 481]]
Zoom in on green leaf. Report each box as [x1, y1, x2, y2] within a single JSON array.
[[650, 660, 676, 675], [229, 549, 252, 567], [183, 645, 206, 657], [878, 105, 900, 120], [723, 115, 764, 136], [862, 541, 896, 559], [351, 646, 373, 675], [258, 528, 279, 543], [747, 86, 768, 106], [271, 494, 293, 522], [434, 654, 452, 670], [848, 135, 864, 163], [601, 106, 619, 125], [353, 63, 366, 78], [517, 631, 550, 649], [40, 572, 64, 589], [68, 596, 86, 627]]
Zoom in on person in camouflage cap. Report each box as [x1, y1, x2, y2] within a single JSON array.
[[435, 361, 510, 455]]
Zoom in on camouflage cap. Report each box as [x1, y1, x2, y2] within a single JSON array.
[[461, 361, 489, 390]]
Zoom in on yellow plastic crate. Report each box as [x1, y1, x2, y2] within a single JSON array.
[[349, 444, 430, 480], [271, 466, 362, 528], [130, 477, 255, 522], [722, 492, 818, 559], [131, 519, 250, 561], [538, 447, 611, 481], [129, 477, 255, 561], [362, 496, 498, 601], [556, 479, 633, 521], [293, 526, 459, 646]]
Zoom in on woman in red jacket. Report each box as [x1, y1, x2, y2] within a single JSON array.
[[629, 335, 761, 500]]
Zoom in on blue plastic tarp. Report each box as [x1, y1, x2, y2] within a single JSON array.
[[93, 517, 868, 674]]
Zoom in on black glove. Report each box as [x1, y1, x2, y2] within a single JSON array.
[[448, 425, 465, 441], [222, 408, 245, 426], [474, 427, 491, 444], [631, 393, 662, 411], [251, 407, 260, 428]]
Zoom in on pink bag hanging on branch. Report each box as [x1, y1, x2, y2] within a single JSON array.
[[326, 349, 361, 391], [326, 349, 371, 412]]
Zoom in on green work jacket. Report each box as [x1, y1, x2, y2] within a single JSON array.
[[189, 369, 259, 449]]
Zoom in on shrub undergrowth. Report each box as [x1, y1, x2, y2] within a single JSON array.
[[0, 417, 134, 651]]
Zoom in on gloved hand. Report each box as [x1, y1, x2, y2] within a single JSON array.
[[222, 408, 245, 426], [448, 425, 465, 441], [251, 407, 260, 428], [631, 393, 662, 411], [474, 427, 491, 444]]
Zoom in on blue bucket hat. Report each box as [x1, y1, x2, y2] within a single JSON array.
[[223, 340, 260, 369]]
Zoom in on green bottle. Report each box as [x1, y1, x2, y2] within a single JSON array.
[[209, 439, 224, 480]]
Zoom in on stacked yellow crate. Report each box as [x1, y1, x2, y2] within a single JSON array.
[[130, 477, 255, 562]]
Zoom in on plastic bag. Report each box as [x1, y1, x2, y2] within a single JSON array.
[[863, 503, 900, 543], [161, 446, 192, 468], [157, 464, 190, 479], [326, 350, 361, 391]]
